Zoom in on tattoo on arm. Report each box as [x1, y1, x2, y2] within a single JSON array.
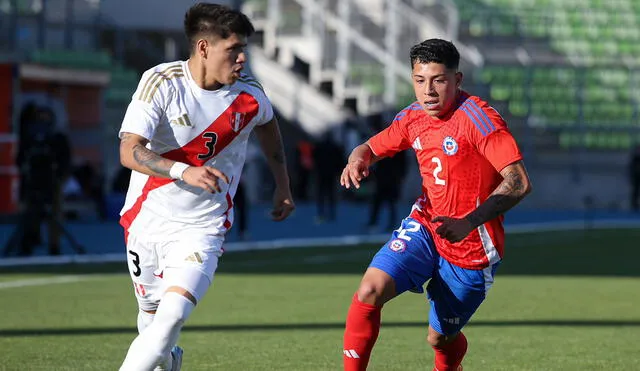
[[119, 132, 136, 146], [120, 133, 172, 178], [132, 145, 171, 177], [466, 167, 529, 228]]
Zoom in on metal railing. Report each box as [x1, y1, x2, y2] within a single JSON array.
[[261, 0, 481, 115]]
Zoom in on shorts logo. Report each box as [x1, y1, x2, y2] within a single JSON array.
[[389, 239, 406, 253], [185, 252, 203, 264], [443, 317, 461, 325], [442, 136, 458, 156]]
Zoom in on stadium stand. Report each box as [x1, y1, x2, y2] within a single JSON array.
[[447, 0, 640, 150], [1, 0, 637, 214]]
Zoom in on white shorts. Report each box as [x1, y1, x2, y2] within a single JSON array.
[[125, 233, 224, 311]]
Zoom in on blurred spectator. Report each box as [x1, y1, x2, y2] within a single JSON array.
[[112, 167, 132, 194], [313, 131, 345, 223], [366, 150, 408, 232], [630, 145, 640, 211], [294, 138, 314, 201], [234, 178, 249, 240], [21, 89, 69, 132], [15, 104, 71, 255], [69, 161, 107, 220]]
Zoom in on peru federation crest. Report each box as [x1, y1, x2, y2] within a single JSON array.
[[442, 136, 458, 156], [230, 112, 247, 132]]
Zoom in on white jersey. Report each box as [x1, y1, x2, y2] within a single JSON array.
[[119, 60, 273, 241]]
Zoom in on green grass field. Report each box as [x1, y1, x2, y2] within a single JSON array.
[[1, 228, 639, 370]]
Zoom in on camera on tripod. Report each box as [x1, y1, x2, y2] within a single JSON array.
[[20, 111, 61, 205], [3, 103, 85, 257]]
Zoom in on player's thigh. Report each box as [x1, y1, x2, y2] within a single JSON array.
[[125, 234, 164, 311], [160, 235, 224, 304], [427, 258, 500, 335], [368, 217, 438, 296]]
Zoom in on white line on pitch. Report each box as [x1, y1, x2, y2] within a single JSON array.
[[0, 274, 117, 290]]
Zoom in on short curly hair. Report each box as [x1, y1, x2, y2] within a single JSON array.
[[409, 39, 460, 70], [184, 3, 255, 50]]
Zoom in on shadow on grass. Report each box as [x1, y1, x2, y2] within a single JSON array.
[[2, 319, 640, 337]]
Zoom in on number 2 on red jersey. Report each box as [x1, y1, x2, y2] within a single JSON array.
[[432, 156, 446, 185]]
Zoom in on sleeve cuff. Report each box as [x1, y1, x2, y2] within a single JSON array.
[[495, 155, 523, 173], [366, 141, 380, 157]]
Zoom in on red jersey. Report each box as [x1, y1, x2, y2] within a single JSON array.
[[368, 91, 523, 269]]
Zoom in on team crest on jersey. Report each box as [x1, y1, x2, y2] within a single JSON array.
[[442, 136, 458, 156], [389, 239, 406, 253], [230, 112, 248, 132]]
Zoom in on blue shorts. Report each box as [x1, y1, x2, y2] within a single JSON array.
[[369, 217, 500, 335]]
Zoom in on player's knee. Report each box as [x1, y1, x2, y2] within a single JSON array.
[[356, 281, 390, 306], [160, 306, 187, 329], [427, 331, 457, 348], [356, 268, 396, 305], [156, 292, 195, 329]]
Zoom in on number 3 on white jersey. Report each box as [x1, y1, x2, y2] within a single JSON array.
[[432, 157, 446, 185]]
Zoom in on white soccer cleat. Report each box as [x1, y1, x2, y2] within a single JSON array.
[[171, 346, 183, 371]]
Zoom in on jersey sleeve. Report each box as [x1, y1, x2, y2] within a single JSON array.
[[118, 69, 169, 140], [240, 75, 273, 126], [255, 92, 274, 126], [367, 111, 412, 157], [464, 100, 523, 172]]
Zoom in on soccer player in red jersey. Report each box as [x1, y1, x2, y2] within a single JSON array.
[[340, 39, 532, 371]]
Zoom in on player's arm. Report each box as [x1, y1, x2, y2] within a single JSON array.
[[119, 133, 229, 193], [119, 132, 175, 178], [433, 160, 532, 243], [118, 69, 178, 179], [342, 112, 412, 189], [463, 108, 533, 227], [340, 142, 383, 189], [253, 116, 295, 221], [465, 160, 532, 228]]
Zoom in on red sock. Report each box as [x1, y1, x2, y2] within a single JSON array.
[[432, 332, 468, 371], [343, 293, 382, 371]]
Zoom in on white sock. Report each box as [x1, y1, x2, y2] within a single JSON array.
[[137, 310, 155, 333], [120, 292, 195, 371]]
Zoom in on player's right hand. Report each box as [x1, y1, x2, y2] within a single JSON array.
[[182, 166, 230, 193], [340, 159, 369, 189]]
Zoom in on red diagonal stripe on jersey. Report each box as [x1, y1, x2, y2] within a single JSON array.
[[162, 91, 260, 165], [120, 177, 174, 230], [120, 92, 260, 233]]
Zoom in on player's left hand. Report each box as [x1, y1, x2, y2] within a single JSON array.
[[431, 216, 475, 243], [270, 187, 295, 221]]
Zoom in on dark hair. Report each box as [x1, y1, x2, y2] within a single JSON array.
[[184, 3, 255, 50], [409, 39, 460, 70]]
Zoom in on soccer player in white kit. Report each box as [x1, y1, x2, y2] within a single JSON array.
[[117, 3, 295, 370]]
